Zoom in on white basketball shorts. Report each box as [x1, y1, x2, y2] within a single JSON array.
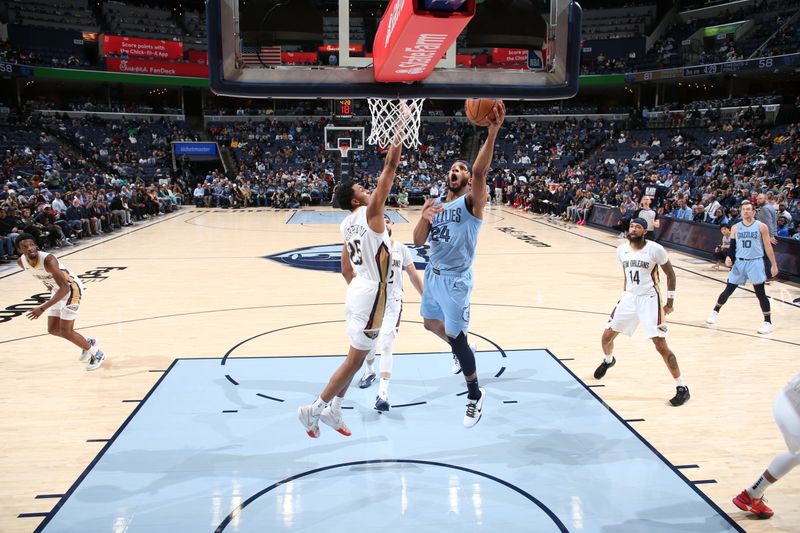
[[607, 291, 667, 338], [345, 277, 388, 351]]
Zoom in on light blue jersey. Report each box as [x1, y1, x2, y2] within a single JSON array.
[[728, 219, 767, 285], [734, 220, 764, 260], [421, 194, 482, 335], [427, 195, 482, 274]]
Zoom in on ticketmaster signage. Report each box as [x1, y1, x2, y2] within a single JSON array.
[[173, 142, 218, 155]]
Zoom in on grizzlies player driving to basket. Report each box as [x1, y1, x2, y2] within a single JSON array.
[[413, 100, 505, 428], [593, 218, 690, 406]]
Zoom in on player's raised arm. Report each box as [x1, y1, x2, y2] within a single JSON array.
[[367, 109, 409, 232], [468, 100, 505, 218], [367, 143, 402, 226]]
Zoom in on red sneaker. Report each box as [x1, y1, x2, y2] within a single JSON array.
[[732, 490, 774, 519]]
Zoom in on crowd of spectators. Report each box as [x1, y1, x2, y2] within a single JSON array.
[[0, 42, 88, 69], [28, 97, 183, 116], [0, 168, 184, 264], [3, 93, 799, 265], [36, 114, 197, 182], [0, 112, 193, 263], [205, 117, 475, 208], [493, 116, 800, 243], [639, 97, 778, 129]]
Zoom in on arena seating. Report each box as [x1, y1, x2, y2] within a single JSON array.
[[1, 92, 797, 239], [2, 0, 100, 32]]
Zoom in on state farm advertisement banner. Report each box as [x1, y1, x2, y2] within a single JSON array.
[[492, 48, 528, 65], [106, 58, 208, 78], [102, 35, 183, 60]]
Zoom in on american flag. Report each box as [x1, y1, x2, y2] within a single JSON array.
[[241, 45, 281, 66]]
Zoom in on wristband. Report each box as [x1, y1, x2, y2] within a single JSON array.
[[667, 291, 676, 300]]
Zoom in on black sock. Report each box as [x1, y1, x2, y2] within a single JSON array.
[[466, 378, 481, 400], [713, 304, 721, 312], [449, 332, 477, 376], [764, 314, 771, 324]]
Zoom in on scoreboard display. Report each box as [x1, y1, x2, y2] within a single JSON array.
[[334, 99, 353, 119]]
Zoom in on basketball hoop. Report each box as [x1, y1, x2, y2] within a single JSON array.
[[367, 98, 425, 149], [338, 144, 350, 158]]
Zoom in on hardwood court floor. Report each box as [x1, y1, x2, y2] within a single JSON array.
[[1, 206, 798, 532]]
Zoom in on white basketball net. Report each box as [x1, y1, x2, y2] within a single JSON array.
[[367, 98, 425, 149]]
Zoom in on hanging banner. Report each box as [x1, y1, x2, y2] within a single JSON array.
[[106, 58, 208, 78], [101, 35, 184, 60]]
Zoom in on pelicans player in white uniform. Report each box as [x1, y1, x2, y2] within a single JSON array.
[[732, 372, 800, 519], [298, 138, 404, 438], [593, 218, 689, 406], [357, 214, 423, 412], [15, 233, 106, 370]]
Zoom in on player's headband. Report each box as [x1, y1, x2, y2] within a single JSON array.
[[630, 217, 648, 229], [454, 160, 472, 173]]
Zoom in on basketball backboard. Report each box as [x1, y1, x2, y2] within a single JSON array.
[[325, 126, 366, 156], [207, 0, 581, 100]]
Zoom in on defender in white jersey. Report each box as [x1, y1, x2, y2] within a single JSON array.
[[706, 201, 779, 334], [297, 134, 404, 439], [15, 233, 106, 370], [593, 218, 690, 406], [339, 205, 392, 348], [733, 372, 800, 519], [357, 215, 423, 412]]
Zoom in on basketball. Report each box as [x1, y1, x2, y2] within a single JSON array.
[[465, 98, 501, 126]]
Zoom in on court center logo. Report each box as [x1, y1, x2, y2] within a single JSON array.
[[0, 266, 127, 324], [266, 244, 430, 273]]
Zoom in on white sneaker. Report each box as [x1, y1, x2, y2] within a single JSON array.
[[79, 337, 97, 362], [706, 310, 718, 324], [451, 343, 477, 374], [297, 405, 320, 438], [86, 350, 106, 371], [757, 322, 774, 334], [451, 354, 462, 374], [319, 406, 351, 436], [464, 388, 486, 428]]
